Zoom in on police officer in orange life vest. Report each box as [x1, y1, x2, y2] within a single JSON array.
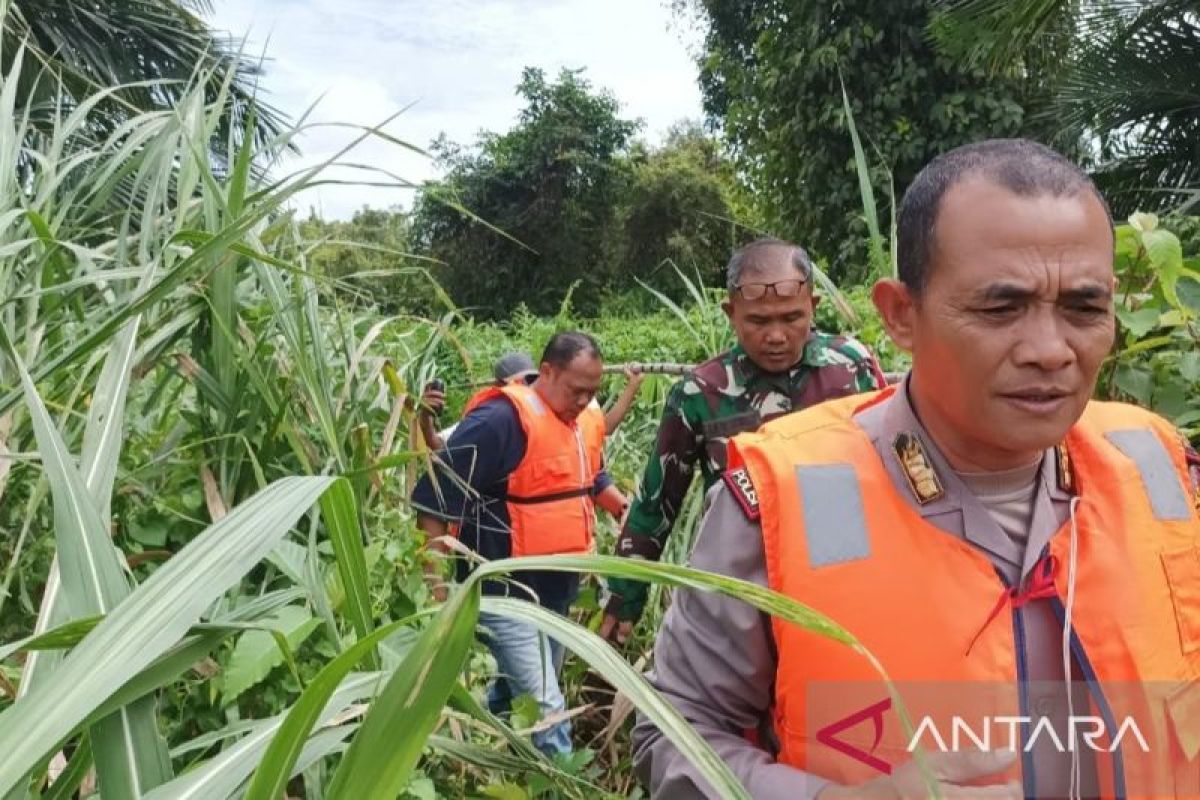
[[632, 140, 1200, 799], [412, 331, 628, 758]]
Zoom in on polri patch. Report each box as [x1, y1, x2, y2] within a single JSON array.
[[724, 467, 761, 521]]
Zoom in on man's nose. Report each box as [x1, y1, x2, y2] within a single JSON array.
[[1012, 309, 1076, 371]]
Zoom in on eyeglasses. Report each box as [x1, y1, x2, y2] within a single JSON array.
[[733, 278, 807, 300]]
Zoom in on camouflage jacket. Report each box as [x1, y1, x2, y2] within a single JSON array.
[[609, 332, 887, 621]]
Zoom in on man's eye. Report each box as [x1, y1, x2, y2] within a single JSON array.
[[1067, 305, 1107, 315], [978, 306, 1019, 317]]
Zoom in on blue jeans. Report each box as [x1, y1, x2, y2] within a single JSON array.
[[478, 596, 572, 757]]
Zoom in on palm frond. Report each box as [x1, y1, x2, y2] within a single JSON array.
[[2, 0, 289, 153]]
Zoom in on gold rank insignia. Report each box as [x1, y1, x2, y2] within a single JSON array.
[[893, 432, 944, 504], [1056, 442, 1075, 494]]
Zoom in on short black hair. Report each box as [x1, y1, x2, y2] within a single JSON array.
[[540, 331, 601, 370], [726, 237, 814, 292], [896, 138, 1112, 295]]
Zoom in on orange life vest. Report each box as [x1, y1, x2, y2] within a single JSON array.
[[462, 386, 494, 417], [728, 387, 1200, 798], [474, 383, 605, 557]]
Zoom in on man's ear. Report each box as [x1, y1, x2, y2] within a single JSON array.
[[809, 292, 822, 312], [721, 297, 735, 322], [871, 279, 917, 352]]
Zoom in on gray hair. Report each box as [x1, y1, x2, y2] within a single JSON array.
[[897, 138, 1112, 295], [725, 237, 814, 292]]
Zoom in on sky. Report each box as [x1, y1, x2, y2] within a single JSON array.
[[207, 0, 705, 220]]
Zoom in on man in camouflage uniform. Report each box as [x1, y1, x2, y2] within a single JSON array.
[[601, 238, 888, 640]]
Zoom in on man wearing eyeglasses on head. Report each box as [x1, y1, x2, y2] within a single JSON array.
[[601, 237, 888, 643]]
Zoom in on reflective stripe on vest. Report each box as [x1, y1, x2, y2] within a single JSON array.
[[795, 464, 870, 568], [1106, 429, 1192, 520], [487, 383, 605, 557], [729, 390, 1200, 796]]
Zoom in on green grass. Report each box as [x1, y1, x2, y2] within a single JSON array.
[[0, 38, 913, 800], [3, 19, 1193, 799]]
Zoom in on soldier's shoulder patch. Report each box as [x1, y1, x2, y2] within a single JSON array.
[[723, 467, 761, 521]]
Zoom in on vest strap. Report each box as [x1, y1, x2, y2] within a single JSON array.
[[507, 486, 592, 505], [1105, 429, 1191, 520]]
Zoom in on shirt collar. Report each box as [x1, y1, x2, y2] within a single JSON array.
[[731, 333, 817, 382], [881, 374, 1069, 513]]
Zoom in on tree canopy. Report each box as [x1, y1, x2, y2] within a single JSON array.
[[678, 0, 1066, 280], [410, 69, 743, 317]]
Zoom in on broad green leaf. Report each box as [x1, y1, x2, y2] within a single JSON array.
[[1177, 276, 1200, 315], [1115, 364, 1155, 405], [0, 476, 335, 796], [1142, 228, 1184, 306], [326, 585, 481, 800], [480, 784, 529, 800], [1114, 225, 1141, 265], [1179, 352, 1200, 384], [1116, 307, 1162, 339], [80, 318, 141, 521], [266, 540, 309, 585], [476, 555, 858, 646], [221, 606, 321, 706], [405, 776, 439, 800]]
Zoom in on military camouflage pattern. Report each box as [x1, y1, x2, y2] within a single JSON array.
[[608, 332, 887, 621]]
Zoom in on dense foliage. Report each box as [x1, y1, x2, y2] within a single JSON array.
[[933, 0, 1200, 214], [410, 70, 745, 317], [675, 0, 1066, 280], [1, 3, 1199, 799]]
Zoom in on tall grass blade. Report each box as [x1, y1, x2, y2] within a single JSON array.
[[0, 476, 335, 795], [318, 479, 376, 654], [0, 324, 171, 796], [483, 597, 750, 800], [325, 585, 480, 800], [244, 615, 428, 800], [840, 77, 887, 279], [140, 673, 383, 800]]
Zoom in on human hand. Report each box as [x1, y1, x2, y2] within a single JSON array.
[[420, 383, 446, 417], [623, 364, 646, 392], [599, 611, 634, 646]]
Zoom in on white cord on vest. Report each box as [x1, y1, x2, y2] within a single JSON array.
[[1063, 495, 1082, 800]]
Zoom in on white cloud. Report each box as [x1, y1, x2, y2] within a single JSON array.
[[208, 0, 703, 219]]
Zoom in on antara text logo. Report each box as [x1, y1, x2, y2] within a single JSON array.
[[816, 698, 1150, 775]]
